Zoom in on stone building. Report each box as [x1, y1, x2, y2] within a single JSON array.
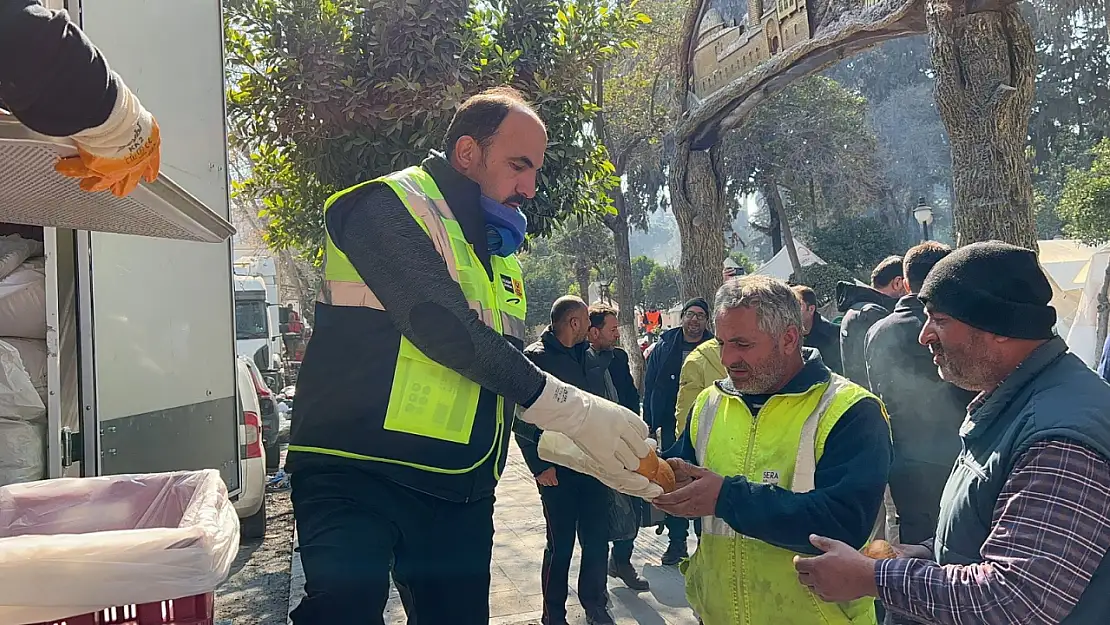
[[692, 0, 812, 99]]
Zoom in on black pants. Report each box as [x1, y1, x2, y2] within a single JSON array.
[[539, 468, 610, 622], [290, 465, 495, 625], [611, 538, 634, 565]]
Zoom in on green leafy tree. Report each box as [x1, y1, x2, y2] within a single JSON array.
[[225, 0, 643, 259], [808, 216, 906, 281], [722, 76, 884, 277], [642, 264, 680, 309], [518, 238, 572, 334], [1057, 139, 1110, 245], [789, 264, 857, 308]]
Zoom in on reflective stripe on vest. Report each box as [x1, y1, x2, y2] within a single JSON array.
[[297, 166, 527, 474], [683, 374, 886, 625]]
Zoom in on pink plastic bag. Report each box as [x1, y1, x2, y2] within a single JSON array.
[[0, 470, 239, 625]]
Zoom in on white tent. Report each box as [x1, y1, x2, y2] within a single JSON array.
[[753, 241, 826, 280], [1064, 244, 1110, 367], [1037, 240, 1098, 342]]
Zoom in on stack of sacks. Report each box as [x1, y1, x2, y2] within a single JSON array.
[[0, 235, 48, 486]]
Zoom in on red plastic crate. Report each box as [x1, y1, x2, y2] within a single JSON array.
[[27, 593, 213, 625]]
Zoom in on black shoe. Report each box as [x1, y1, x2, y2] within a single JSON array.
[[661, 541, 688, 566], [608, 557, 650, 591], [585, 606, 616, 625]]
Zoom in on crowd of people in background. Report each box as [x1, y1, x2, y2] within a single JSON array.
[[518, 239, 1110, 625]]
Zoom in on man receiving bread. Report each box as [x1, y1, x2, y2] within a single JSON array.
[[651, 275, 893, 625]]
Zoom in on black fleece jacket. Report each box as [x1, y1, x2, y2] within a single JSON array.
[[0, 1, 118, 136]]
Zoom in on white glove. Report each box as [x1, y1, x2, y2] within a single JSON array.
[[538, 431, 664, 501], [520, 373, 651, 474]]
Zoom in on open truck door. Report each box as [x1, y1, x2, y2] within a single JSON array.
[[0, 1, 240, 493]]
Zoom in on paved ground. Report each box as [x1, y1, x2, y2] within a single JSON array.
[[288, 442, 700, 624]]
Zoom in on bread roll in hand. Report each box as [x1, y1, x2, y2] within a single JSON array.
[[861, 539, 898, 559], [634, 449, 676, 493]]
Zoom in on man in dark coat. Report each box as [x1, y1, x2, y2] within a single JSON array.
[[793, 285, 843, 374], [864, 242, 976, 548], [642, 297, 713, 565], [586, 305, 650, 592], [837, 256, 907, 386], [513, 297, 615, 625]]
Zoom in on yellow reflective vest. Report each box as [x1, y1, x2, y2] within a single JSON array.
[[288, 166, 527, 478], [683, 374, 884, 625]]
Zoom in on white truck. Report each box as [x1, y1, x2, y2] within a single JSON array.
[[0, 0, 241, 493], [233, 256, 285, 388]]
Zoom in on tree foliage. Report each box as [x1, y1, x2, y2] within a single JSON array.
[[808, 216, 905, 281], [721, 76, 884, 225], [789, 264, 857, 308], [225, 0, 645, 259], [1057, 139, 1110, 245], [642, 263, 681, 309]]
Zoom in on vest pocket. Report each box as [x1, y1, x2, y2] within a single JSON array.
[[383, 336, 480, 444]]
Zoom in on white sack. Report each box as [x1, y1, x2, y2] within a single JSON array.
[[0, 236, 43, 282], [2, 338, 46, 404], [0, 258, 46, 340], [0, 418, 44, 487], [0, 470, 240, 625], [0, 340, 44, 422]]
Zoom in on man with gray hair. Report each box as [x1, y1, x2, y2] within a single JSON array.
[[653, 275, 892, 625]]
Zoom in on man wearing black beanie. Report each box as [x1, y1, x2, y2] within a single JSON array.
[[796, 241, 1110, 624]]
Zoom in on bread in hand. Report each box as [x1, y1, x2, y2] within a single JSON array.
[[861, 539, 898, 559], [634, 449, 677, 493]]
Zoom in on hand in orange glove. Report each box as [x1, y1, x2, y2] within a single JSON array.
[[55, 77, 161, 198]]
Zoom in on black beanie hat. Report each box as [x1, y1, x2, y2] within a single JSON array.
[[682, 298, 710, 316], [918, 241, 1056, 340]]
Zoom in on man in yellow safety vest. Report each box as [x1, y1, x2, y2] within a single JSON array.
[[286, 87, 659, 625], [653, 275, 892, 625]]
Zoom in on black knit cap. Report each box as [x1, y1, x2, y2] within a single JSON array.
[[682, 298, 710, 315], [918, 241, 1056, 340]]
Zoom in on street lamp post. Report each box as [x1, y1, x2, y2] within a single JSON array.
[[913, 197, 934, 242]]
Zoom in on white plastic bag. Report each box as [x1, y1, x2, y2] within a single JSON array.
[[0, 339, 45, 422], [0, 418, 44, 487], [0, 470, 240, 625], [0, 259, 45, 340], [2, 338, 46, 404], [0, 236, 43, 283]]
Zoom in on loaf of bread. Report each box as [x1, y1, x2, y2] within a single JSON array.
[[861, 540, 898, 559], [634, 450, 676, 493]]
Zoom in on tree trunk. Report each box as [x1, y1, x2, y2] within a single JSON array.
[[766, 180, 802, 277], [609, 193, 648, 387], [927, 1, 1038, 250], [768, 204, 783, 253], [669, 144, 729, 301], [1097, 262, 1110, 362], [575, 259, 591, 304]]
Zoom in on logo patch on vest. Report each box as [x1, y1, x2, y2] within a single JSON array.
[[761, 470, 780, 485], [501, 274, 515, 293]]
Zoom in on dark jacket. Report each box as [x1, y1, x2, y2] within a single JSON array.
[[643, 326, 713, 432], [513, 329, 592, 477], [863, 294, 976, 543], [603, 347, 640, 413], [936, 338, 1110, 623], [0, 1, 119, 136], [665, 348, 892, 555], [289, 155, 545, 503], [805, 312, 843, 375], [836, 282, 897, 386]]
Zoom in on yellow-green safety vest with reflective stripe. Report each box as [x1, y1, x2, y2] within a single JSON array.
[[289, 166, 527, 476], [682, 374, 888, 625]]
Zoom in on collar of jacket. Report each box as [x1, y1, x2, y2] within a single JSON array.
[[540, 326, 587, 359], [716, 347, 830, 399], [421, 152, 491, 273], [966, 337, 1069, 429], [836, 281, 897, 313], [894, 294, 925, 315]]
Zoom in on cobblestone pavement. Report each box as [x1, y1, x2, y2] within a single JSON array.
[[288, 442, 700, 624]]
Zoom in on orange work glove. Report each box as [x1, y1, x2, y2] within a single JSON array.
[[55, 77, 161, 198]]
